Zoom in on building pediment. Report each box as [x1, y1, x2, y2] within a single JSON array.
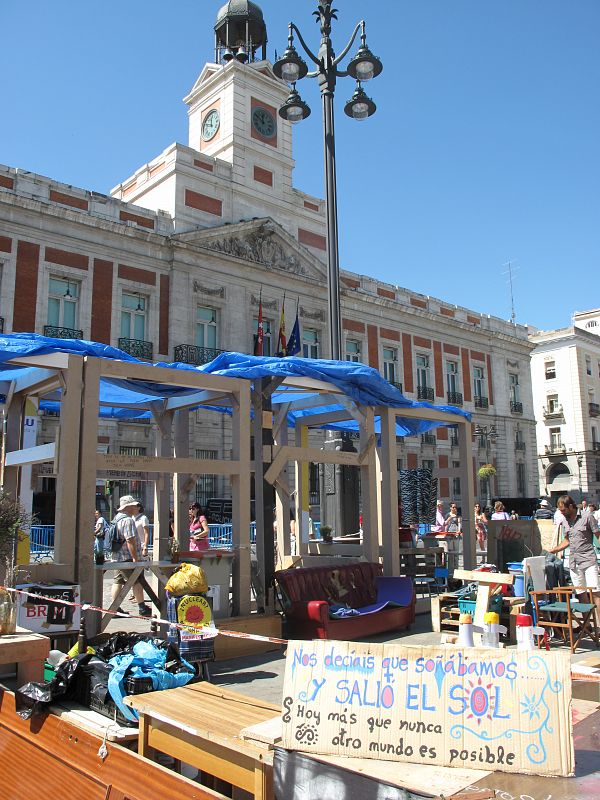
[[173, 218, 326, 281]]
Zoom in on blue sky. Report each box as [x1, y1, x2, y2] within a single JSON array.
[[1, 1, 598, 331]]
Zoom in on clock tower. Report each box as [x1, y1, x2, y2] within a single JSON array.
[[184, 1, 294, 195]]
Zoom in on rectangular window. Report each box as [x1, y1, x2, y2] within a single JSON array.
[[550, 427, 562, 449], [592, 426, 598, 446], [516, 462, 526, 495], [345, 339, 361, 362], [253, 317, 272, 356], [547, 394, 559, 413], [545, 360, 556, 379], [422, 459, 435, 472], [509, 373, 520, 403], [118, 445, 147, 506], [473, 365, 485, 398], [302, 328, 320, 359], [48, 277, 79, 329], [195, 306, 217, 350], [586, 355, 592, 376], [446, 361, 459, 394], [309, 462, 319, 505], [452, 476, 461, 497], [383, 347, 397, 385], [416, 354, 430, 389], [195, 448, 217, 507], [121, 292, 146, 340]]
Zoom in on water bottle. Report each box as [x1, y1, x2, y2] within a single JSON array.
[[482, 611, 501, 648], [458, 613, 474, 647]]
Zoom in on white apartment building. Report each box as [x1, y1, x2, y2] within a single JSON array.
[[530, 310, 600, 503]]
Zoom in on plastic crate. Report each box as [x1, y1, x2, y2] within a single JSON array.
[[89, 693, 136, 727], [124, 674, 154, 695], [458, 594, 503, 616]]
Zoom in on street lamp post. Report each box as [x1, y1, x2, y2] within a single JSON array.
[[274, 3, 382, 537], [273, 2, 382, 359]]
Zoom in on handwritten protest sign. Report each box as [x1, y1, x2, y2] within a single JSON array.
[[281, 642, 573, 777]]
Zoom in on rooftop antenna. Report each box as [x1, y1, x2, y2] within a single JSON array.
[[502, 260, 519, 324]]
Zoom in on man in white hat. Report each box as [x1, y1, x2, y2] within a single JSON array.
[[110, 495, 152, 617], [534, 499, 554, 520]]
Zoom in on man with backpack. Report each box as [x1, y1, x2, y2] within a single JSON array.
[[109, 494, 152, 617]]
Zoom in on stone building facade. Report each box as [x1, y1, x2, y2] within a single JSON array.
[[530, 311, 600, 504], [0, 15, 537, 520]]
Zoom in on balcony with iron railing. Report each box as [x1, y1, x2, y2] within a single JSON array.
[[174, 344, 226, 366], [118, 337, 153, 360], [392, 381, 403, 394], [589, 402, 600, 417], [417, 386, 434, 402], [543, 404, 564, 420], [447, 391, 463, 406], [449, 432, 459, 447], [545, 443, 566, 455], [510, 400, 523, 414], [515, 441, 526, 451], [44, 325, 83, 340], [474, 395, 489, 409], [421, 433, 436, 446]]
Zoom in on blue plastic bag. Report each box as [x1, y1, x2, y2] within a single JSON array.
[[107, 640, 195, 722]]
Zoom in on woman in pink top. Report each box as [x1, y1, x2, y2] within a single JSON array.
[[189, 502, 210, 551]]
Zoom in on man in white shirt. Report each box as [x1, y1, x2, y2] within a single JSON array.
[[110, 495, 152, 617]]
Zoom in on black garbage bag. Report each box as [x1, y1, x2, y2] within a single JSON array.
[[92, 631, 190, 675], [15, 653, 92, 720]]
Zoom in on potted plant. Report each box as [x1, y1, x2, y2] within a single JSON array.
[[320, 525, 333, 543], [477, 464, 497, 480], [0, 490, 33, 634]]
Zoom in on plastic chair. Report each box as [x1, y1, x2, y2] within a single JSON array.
[[432, 566, 449, 594], [530, 587, 598, 653]]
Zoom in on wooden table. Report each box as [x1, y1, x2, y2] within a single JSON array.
[[125, 681, 280, 799], [0, 626, 49, 684], [97, 559, 179, 630]]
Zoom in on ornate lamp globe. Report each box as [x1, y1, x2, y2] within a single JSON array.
[[273, 44, 308, 83], [347, 44, 383, 82], [344, 85, 376, 121], [278, 86, 311, 123]]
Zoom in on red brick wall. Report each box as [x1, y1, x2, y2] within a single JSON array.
[[0, 176, 14, 189], [298, 228, 326, 251], [402, 333, 414, 393], [159, 274, 169, 356], [443, 343, 460, 355], [439, 478, 450, 497], [118, 264, 156, 285], [410, 297, 427, 309], [194, 159, 213, 172], [0, 236, 11, 252], [253, 166, 273, 186], [119, 211, 155, 230], [433, 340, 444, 398], [14, 241, 40, 331], [380, 327, 400, 341], [91, 259, 113, 343], [342, 277, 360, 289], [414, 336, 431, 349], [342, 319, 365, 333], [440, 307, 455, 318], [45, 247, 88, 270], [461, 348, 472, 402], [49, 190, 88, 210], [367, 324, 379, 369], [184, 189, 222, 217], [407, 453, 418, 469], [304, 200, 319, 211], [377, 287, 395, 300]]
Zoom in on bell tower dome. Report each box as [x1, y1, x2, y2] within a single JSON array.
[[214, 0, 267, 64]]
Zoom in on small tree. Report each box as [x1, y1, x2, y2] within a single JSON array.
[[0, 490, 33, 584]]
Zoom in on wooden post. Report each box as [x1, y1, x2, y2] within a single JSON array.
[[458, 420, 475, 569], [273, 408, 291, 563], [172, 409, 190, 552], [360, 406, 379, 563], [295, 425, 309, 555], [152, 407, 173, 569], [379, 408, 399, 576], [53, 355, 84, 569], [77, 357, 102, 637], [252, 379, 274, 610], [231, 381, 251, 616]]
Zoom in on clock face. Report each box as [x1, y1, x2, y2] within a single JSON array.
[[201, 109, 220, 142], [252, 106, 276, 139]]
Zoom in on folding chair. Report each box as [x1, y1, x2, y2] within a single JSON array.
[[431, 566, 449, 594], [530, 587, 598, 653]]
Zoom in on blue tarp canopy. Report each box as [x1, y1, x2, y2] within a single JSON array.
[[0, 334, 470, 436]]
